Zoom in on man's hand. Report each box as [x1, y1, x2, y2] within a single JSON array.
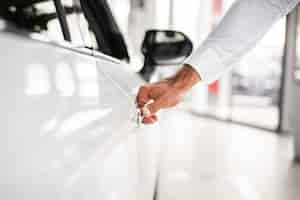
[[136, 64, 201, 124]]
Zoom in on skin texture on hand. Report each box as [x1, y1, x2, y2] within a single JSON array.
[[136, 64, 201, 124]]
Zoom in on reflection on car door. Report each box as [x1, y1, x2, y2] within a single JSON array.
[[0, 1, 156, 200]]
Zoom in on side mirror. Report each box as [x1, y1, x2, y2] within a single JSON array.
[[139, 29, 193, 81]]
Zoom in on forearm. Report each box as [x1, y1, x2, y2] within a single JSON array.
[[186, 0, 300, 84]]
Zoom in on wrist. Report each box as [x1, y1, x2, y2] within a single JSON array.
[[171, 64, 201, 92]]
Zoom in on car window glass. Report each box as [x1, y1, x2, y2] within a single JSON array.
[[36, 0, 85, 45], [60, 0, 83, 45], [61, 0, 98, 47], [0, 0, 128, 59], [0, 0, 63, 41], [75, 0, 130, 61], [0, 0, 87, 45], [34, 1, 66, 42], [72, 0, 98, 49]]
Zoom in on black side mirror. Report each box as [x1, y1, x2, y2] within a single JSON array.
[[139, 29, 193, 81]]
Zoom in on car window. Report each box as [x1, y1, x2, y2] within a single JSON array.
[[0, 0, 87, 45], [72, 0, 98, 49], [61, 0, 99, 48], [0, 0, 60, 42], [77, 0, 130, 61], [59, 0, 84, 45], [0, 0, 129, 60]]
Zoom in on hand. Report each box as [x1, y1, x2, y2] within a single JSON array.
[[136, 64, 201, 124]]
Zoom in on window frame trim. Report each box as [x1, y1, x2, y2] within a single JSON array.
[[53, 0, 72, 41]]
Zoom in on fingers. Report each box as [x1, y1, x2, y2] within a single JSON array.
[[142, 115, 158, 124], [147, 95, 168, 115], [136, 86, 158, 124], [139, 91, 169, 117], [139, 98, 161, 118], [136, 86, 150, 108], [136, 83, 169, 124]]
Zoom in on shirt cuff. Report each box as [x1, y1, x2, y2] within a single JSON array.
[[185, 47, 225, 84]]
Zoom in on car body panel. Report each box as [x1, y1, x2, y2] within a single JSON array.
[[0, 27, 160, 200]]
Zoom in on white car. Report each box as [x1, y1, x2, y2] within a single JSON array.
[[0, 1, 193, 199], [0, 1, 162, 200]]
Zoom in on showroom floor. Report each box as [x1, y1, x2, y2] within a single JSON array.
[[156, 110, 300, 200]]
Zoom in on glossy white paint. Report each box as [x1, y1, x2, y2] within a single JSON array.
[[0, 30, 160, 200]]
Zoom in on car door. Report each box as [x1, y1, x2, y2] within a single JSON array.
[[72, 1, 161, 199], [0, 0, 160, 199]]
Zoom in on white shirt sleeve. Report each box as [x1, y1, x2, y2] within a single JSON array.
[[185, 0, 300, 84]]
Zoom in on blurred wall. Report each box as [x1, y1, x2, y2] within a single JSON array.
[[291, 86, 300, 159], [284, 6, 300, 159]]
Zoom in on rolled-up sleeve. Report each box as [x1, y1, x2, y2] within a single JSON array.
[[186, 0, 300, 84]]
